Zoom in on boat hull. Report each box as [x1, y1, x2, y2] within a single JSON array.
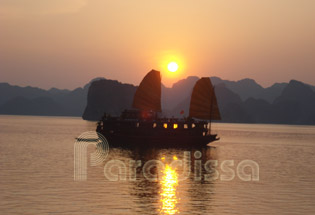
[[98, 131, 219, 148]]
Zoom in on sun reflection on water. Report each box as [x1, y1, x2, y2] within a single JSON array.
[[159, 164, 179, 215]]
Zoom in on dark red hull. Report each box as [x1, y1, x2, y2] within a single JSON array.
[[98, 131, 219, 148]]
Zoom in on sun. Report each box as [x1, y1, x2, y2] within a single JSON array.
[[167, 62, 178, 73]]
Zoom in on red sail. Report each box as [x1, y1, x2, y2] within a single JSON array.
[[132, 70, 162, 112], [189, 77, 221, 120]]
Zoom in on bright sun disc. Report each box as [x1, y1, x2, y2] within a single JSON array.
[[167, 62, 178, 72]]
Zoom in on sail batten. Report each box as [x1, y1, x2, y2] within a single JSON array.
[[189, 78, 221, 120], [132, 70, 162, 112]]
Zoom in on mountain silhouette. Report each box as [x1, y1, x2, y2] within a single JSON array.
[[1, 77, 315, 125], [0, 82, 89, 116], [162, 76, 199, 111], [211, 77, 287, 103], [82, 79, 137, 120], [270, 80, 315, 124], [82, 77, 315, 124], [0, 96, 65, 116]]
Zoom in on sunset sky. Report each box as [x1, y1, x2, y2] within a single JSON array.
[[1, 0, 314, 89]]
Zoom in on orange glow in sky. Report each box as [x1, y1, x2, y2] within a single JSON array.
[[0, 0, 315, 89], [155, 52, 187, 86]]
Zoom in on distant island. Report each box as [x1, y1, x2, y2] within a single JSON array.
[[1, 76, 315, 125]]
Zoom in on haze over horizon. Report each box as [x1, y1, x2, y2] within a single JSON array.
[[2, 74, 314, 92], [1, 0, 314, 90]]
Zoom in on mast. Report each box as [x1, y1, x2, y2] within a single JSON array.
[[209, 86, 215, 134]]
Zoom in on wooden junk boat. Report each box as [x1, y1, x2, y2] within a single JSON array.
[[96, 70, 221, 147]]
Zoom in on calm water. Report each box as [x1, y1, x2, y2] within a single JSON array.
[[0, 115, 315, 215]]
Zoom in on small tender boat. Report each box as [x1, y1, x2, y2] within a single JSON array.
[[96, 70, 221, 147]]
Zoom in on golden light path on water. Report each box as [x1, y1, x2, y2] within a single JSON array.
[[159, 164, 179, 215]]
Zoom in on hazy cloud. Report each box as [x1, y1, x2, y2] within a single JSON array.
[[0, 0, 87, 18], [1, 0, 315, 89]]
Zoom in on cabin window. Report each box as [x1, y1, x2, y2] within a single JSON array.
[[184, 124, 188, 129], [203, 132, 206, 136], [136, 122, 140, 128], [153, 123, 157, 128], [173, 124, 178, 129], [192, 123, 195, 128], [163, 123, 168, 129]]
